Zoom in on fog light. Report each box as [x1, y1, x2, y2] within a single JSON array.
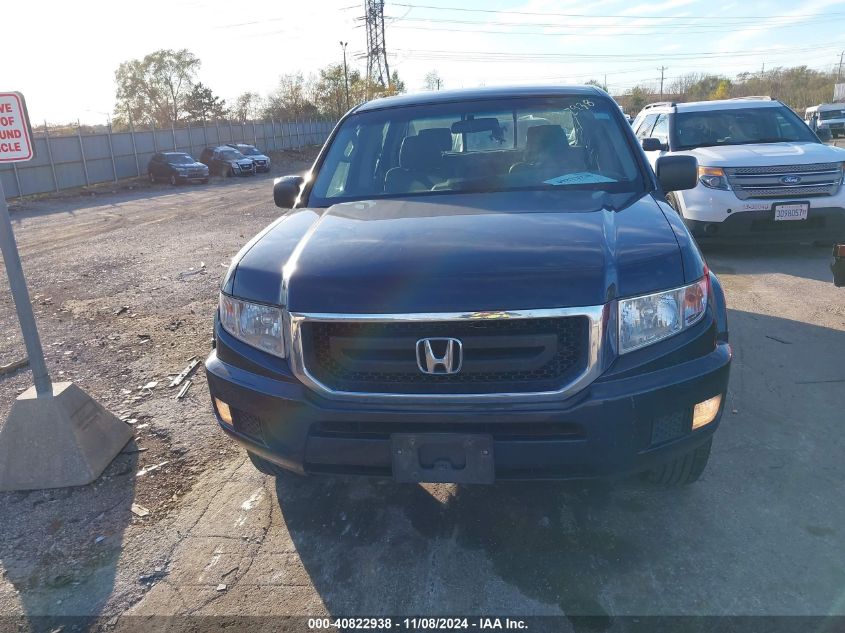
[[692, 394, 722, 429], [214, 398, 233, 425]]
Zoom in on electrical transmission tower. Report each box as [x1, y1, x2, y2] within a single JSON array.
[[364, 0, 390, 89]]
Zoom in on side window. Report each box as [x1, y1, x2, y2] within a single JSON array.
[[651, 114, 670, 142], [635, 114, 658, 139], [325, 135, 357, 197]]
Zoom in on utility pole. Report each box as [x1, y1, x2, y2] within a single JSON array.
[[658, 66, 668, 100], [838, 51, 844, 81], [340, 41, 350, 110]]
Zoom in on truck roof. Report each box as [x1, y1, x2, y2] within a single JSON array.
[[640, 98, 781, 114], [355, 85, 605, 113]]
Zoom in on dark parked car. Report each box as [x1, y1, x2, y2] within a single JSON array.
[[147, 152, 209, 185], [207, 85, 731, 486], [199, 146, 255, 177], [227, 143, 271, 172]]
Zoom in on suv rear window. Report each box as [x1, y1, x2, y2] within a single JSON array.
[[674, 105, 818, 150], [309, 96, 643, 204]]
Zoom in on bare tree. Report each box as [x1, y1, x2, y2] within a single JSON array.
[[233, 91, 260, 121], [262, 73, 318, 119], [423, 70, 443, 91]]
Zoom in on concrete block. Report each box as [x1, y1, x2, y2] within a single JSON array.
[[0, 381, 133, 491]]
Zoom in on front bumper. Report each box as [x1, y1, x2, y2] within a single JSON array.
[[206, 326, 732, 481], [176, 172, 209, 182], [686, 206, 845, 242], [678, 182, 845, 242]]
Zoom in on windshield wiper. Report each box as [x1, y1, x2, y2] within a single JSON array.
[[734, 138, 792, 144]]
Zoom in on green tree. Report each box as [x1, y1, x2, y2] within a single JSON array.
[[709, 79, 732, 100], [388, 69, 406, 95], [183, 83, 227, 122], [625, 85, 656, 113], [585, 79, 607, 92], [114, 49, 201, 126], [685, 75, 725, 102], [313, 64, 350, 119]]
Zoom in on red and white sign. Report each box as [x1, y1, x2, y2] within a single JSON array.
[[0, 92, 33, 163]]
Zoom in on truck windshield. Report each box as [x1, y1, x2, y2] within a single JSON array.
[[166, 153, 194, 165], [674, 105, 818, 150], [309, 96, 643, 205], [819, 109, 845, 120]]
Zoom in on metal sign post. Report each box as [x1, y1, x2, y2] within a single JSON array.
[[0, 92, 132, 491], [0, 182, 52, 395]]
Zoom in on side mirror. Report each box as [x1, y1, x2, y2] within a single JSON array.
[[642, 137, 667, 152], [816, 127, 833, 142], [832, 243, 845, 287], [655, 155, 698, 192], [273, 175, 305, 208]]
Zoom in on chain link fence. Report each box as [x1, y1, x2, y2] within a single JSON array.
[[0, 118, 337, 199]]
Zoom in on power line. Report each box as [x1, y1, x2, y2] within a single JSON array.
[[382, 19, 845, 38], [389, 41, 843, 63], [386, 2, 845, 21], [383, 13, 843, 33]]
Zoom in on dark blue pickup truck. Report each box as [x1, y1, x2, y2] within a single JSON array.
[[206, 86, 731, 485]]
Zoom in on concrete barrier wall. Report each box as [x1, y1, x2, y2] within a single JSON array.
[[1, 118, 336, 199]]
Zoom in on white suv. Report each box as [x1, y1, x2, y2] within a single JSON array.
[[633, 98, 845, 242]]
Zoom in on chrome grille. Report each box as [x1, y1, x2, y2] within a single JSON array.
[[288, 307, 605, 402], [726, 162, 842, 200], [301, 317, 588, 395]]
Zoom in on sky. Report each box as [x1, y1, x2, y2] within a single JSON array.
[[5, 0, 845, 124]]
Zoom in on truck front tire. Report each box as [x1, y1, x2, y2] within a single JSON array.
[[247, 450, 293, 478], [665, 192, 683, 216], [645, 437, 712, 485]]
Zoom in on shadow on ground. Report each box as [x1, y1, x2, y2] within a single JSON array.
[[0, 444, 138, 632], [271, 310, 845, 625], [703, 242, 836, 283], [274, 475, 662, 630]]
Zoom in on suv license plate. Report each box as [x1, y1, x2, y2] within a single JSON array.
[[773, 203, 809, 221], [391, 433, 494, 484]]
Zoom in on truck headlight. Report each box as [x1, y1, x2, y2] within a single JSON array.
[[698, 167, 730, 190], [619, 276, 710, 353], [219, 293, 285, 358]]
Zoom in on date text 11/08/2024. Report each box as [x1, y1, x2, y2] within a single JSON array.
[[307, 617, 528, 630]]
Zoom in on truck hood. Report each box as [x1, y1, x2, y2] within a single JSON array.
[[230, 191, 691, 313], [687, 141, 845, 167]]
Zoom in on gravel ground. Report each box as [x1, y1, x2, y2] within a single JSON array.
[[0, 148, 318, 628], [0, 168, 844, 631]]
